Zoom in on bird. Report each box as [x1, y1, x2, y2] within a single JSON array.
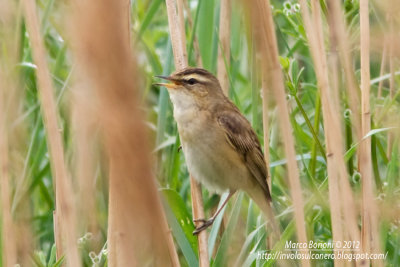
[[155, 67, 279, 236]]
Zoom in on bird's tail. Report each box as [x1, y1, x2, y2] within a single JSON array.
[[248, 187, 296, 267], [247, 186, 281, 240]]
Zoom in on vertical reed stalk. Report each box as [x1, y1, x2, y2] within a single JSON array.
[[326, 1, 359, 259], [1, 2, 33, 264], [165, 0, 209, 265], [166, 0, 188, 69], [249, 1, 310, 266], [183, 0, 203, 66], [324, 3, 345, 261], [387, 17, 395, 157], [298, 0, 361, 260], [359, 1, 382, 265], [71, 90, 98, 235], [22, 0, 80, 265], [261, 71, 274, 251], [327, 0, 361, 141], [359, 0, 371, 258], [261, 76, 272, 190], [0, 78, 17, 267], [217, 0, 231, 96], [389, 17, 395, 100], [377, 40, 387, 99], [0, 4, 19, 266], [69, 0, 179, 265]]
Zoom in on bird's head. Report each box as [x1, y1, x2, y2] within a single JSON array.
[[155, 67, 225, 108]]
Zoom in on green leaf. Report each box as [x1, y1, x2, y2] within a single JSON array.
[[153, 135, 176, 152], [161, 189, 198, 266], [208, 192, 230, 257], [344, 127, 397, 161], [235, 223, 266, 266], [47, 244, 57, 266], [51, 256, 65, 267], [137, 0, 163, 40], [213, 192, 244, 266], [197, 0, 217, 71]]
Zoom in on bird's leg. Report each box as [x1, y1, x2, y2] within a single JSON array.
[[193, 191, 236, 235]]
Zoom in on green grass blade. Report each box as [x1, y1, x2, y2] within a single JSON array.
[[212, 192, 244, 266], [208, 192, 230, 258]]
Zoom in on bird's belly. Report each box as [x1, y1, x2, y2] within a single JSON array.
[[181, 133, 251, 194]]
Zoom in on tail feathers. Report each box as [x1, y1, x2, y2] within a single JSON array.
[[248, 187, 296, 267], [248, 186, 281, 239]]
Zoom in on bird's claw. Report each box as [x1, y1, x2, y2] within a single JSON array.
[[193, 218, 215, 235]]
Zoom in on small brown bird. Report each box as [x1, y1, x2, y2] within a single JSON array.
[[156, 67, 278, 235]]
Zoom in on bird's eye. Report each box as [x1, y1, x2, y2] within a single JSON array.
[[187, 78, 198, 85]]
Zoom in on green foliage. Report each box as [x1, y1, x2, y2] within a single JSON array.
[[2, 0, 399, 266]]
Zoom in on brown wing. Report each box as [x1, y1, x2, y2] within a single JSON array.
[[217, 110, 271, 201]]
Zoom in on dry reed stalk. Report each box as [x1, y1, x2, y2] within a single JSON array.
[[387, 16, 395, 158], [298, 0, 361, 258], [324, 0, 350, 253], [2, 2, 35, 265], [324, 12, 345, 266], [166, 0, 188, 69], [182, 0, 203, 67], [389, 18, 395, 99], [135, 0, 181, 260], [359, 1, 383, 265], [0, 78, 33, 267], [22, 0, 80, 265], [69, 0, 179, 265], [377, 40, 387, 99], [261, 69, 274, 251], [166, 0, 209, 265], [176, 0, 186, 59], [217, 0, 231, 96], [0, 121, 16, 267], [261, 76, 272, 191], [0, 3, 19, 266], [327, 0, 361, 141], [325, 4, 354, 265], [70, 89, 98, 235], [0, 77, 17, 267], [190, 179, 209, 266], [1, 78, 33, 267], [322, 6, 361, 254], [248, 1, 310, 266]]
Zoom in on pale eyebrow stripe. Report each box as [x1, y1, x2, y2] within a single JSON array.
[[183, 73, 209, 83]]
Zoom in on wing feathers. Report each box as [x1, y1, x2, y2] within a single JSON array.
[[217, 110, 271, 201]]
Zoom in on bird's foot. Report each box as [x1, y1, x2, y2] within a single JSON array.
[[193, 218, 215, 235]]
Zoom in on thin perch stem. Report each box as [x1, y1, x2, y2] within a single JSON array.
[[166, 0, 188, 69], [165, 0, 209, 266]]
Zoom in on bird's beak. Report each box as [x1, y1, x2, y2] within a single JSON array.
[[154, 75, 180, 89]]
